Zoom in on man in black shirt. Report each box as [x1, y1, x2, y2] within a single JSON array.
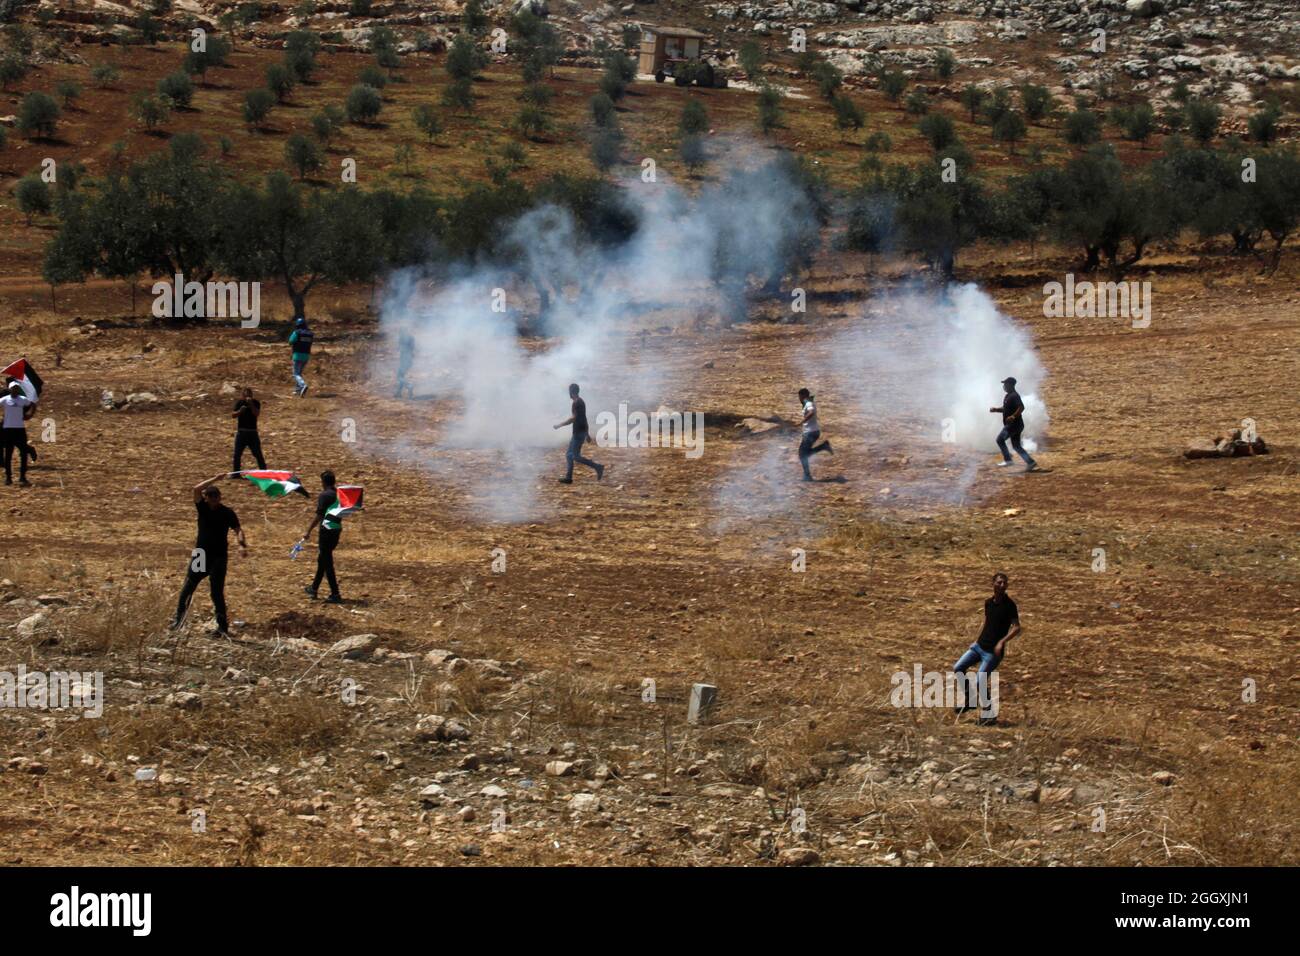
[[553, 382, 604, 484], [990, 376, 1038, 471], [231, 387, 267, 472], [953, 572, 1020, 724], [300, 470, 344, 604], [171, 473, 247, 637]]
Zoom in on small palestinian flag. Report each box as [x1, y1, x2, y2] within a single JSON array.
[[326, 485, 364, 520], [242, 470, 309, 498], [2, 358, 43, 402]]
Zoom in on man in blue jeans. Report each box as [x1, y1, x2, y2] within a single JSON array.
[[954, 572, 1020, 725], [553, 382, 604, 484], [289, 317, 314, 397], [797, 387, 833, 481], [990, 376, 1038, 471]]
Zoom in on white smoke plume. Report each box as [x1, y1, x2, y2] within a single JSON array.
[[370, 146, 822, 521], [714, 282, 1050, 523], [825, 282, 1048, 452]]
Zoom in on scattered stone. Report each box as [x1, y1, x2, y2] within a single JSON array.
[[16, 613, 46, 639], [415, 714, 471, 742], [687, 683, 718, 725], [328, 633, 379, 659], [778, 847, 820, 866]]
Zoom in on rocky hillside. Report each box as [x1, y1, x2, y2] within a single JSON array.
[[10, 0, 1299, 117]]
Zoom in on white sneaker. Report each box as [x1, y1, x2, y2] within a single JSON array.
[[996, 460, 1012, 467]]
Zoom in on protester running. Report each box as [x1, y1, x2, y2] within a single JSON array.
[[953, 572, 1021, 725], [553, 383, 604, 484], [797, 387, 833, 481], [171, 473, 247, 638], [231, 387, 267, 472], [1, 380, 36, 487], [289, 317, 314, 397], [991, 376, 1038, 471], [300, 470, 344, 604]]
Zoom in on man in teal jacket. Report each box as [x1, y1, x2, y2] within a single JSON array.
[[289, 317, 315, 397]]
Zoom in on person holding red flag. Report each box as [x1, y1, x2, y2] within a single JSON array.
[[299, 471, 363, 605]]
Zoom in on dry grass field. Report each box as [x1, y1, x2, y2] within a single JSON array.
[[0, 27, 1296, 868]]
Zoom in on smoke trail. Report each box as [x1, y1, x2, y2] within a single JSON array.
[[370, 145, 824, 521], [714, 282, 1050, 522]]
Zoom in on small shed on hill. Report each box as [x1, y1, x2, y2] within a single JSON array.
[[637, 25, 709, 77]]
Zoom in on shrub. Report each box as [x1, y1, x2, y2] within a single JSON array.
[[934, 49, 956, 80], [878, 68, 907, 105], [1063, 108, 1101, 146], [17, 91, 60, 139], [359, 65, 388, 91], [918, 111, 956, 150], [55, 80, 82, 109], [412, 103, 442, 143], [266, 63, 296, 103], [284, 132, 323, 179], [680, 98, 708, 137], [832, 93, 865, 135], [91, 63, 120, 89], [757, 84, 783, 133], [590, 92, 615, 127], [133, 93, 171, 131], [345, 83, 383, 123], [243, 87, 275, 129], [16, 175, 52, 224], [157, 72, 195, 109]]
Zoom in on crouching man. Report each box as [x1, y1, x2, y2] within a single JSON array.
[[953, 571, 1020, 725]]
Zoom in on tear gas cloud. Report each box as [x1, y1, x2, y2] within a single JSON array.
[[372, 146, 820, 520], [372, 149, 1048, 523], [716, 283, 1049, 524]]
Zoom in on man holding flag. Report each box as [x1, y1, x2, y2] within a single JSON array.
[[171, 473, 247, 638], [2, 358, 43, 485], [300, 471, 363, 604], [1, 380, 36, 486]]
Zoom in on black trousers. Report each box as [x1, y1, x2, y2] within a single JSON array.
[[175, 559, 229, 632], [1, 427, 30, 481], [312, 527, 340, 597], [233, 429, 267, 472]]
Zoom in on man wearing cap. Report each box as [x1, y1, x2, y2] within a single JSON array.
[[990, 376, 1038, 471], [289, 317, 314, 397]]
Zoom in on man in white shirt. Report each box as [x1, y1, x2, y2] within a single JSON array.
[[1, 380, 35, 486], [797, 387, 833, 481]]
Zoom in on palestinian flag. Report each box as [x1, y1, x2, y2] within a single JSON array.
[[2, 358, 43, 402], [326, 485, 364, 520], [242, 470, 309, 498]]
